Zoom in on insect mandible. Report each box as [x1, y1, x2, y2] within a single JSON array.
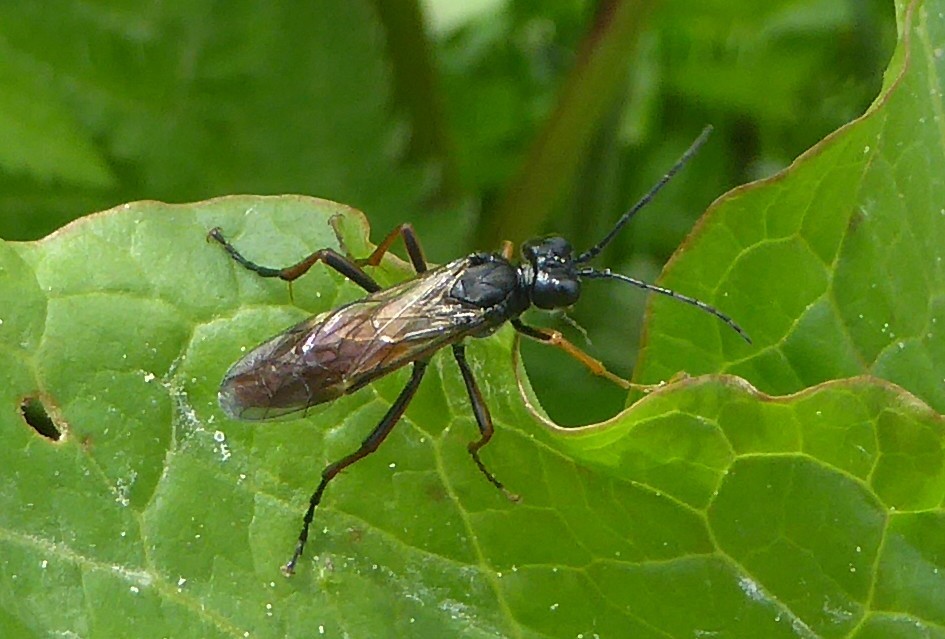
[[209, 126, 750, 575]]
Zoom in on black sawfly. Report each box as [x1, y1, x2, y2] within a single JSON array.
[[209, 125, 750, 575]]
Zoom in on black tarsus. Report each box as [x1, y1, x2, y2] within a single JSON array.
[[208, 227, 381, 293], [213, 223, 452, 575], [451, 344, 519, 502], [283, 360, 430, 575]]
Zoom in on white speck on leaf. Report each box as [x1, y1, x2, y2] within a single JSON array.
[[113, 470, 137, 507], [739, 577, 764, 602]]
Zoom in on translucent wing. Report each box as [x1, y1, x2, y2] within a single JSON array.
[[218, 258, 491, 420]]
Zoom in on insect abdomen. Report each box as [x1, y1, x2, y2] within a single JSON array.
[[218, 319, 349, 420]]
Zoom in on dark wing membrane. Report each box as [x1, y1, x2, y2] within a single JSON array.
[[218, 259, 490, 420]]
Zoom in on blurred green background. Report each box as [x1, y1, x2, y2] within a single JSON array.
[[0, 0, 894, 424]]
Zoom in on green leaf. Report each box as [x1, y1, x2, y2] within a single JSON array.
[[635, 0, 945, 418], [0, 1, 428, 242], [2, 2, 944, 639]]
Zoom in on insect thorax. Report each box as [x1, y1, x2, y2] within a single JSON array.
[[449, 253, 529, 320]]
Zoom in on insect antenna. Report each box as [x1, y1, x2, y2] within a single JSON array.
[[575, 125, 714, 265], [577, 268, 751, 343]]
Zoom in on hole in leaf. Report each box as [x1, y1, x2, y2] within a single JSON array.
[[20, 397, 62, 441]]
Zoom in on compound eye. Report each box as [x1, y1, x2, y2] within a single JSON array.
[[532, 273, 580, 309], [521, 236, 572, 265], [544, 236, 572, 258]]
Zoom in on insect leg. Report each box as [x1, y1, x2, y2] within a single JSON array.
[[451, 344, 520, 502], [208, 227, 381, 294], [357, 223, 428, 274], [511, 319, 642, 390], [283, 360, 428, 576]]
